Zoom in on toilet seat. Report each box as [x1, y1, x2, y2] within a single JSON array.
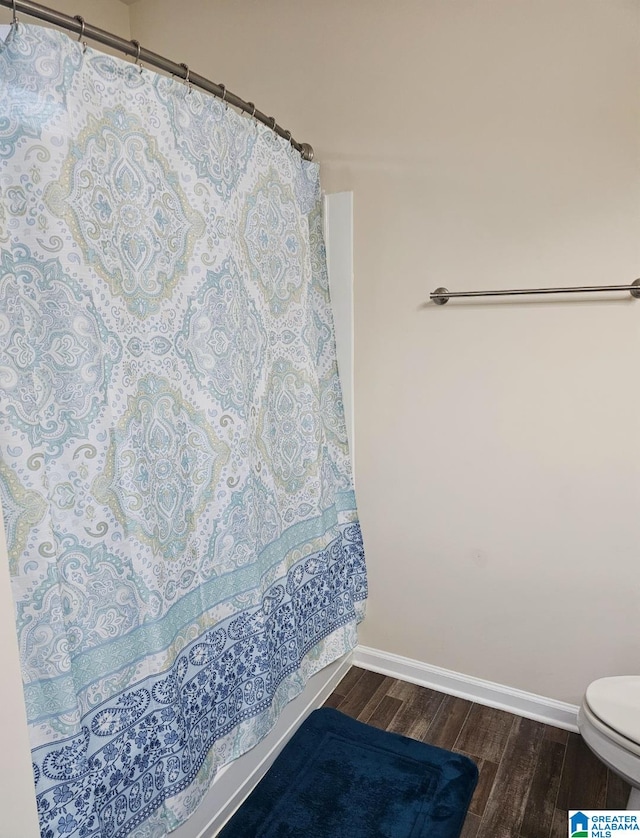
[[584, 677, 640, 756], [581, 701, 640, 758]]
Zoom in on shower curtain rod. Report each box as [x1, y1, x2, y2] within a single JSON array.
[[0, 0, 315, 161], [430, 279, 640, 305]]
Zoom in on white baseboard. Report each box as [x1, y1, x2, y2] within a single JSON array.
[[181, 651, 353, 838], [352, 645, 579, 733]]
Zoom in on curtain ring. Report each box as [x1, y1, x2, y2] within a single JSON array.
[[11, 0, 17, 25], [131, 39, 142, 70], [180, 62, 192, 93], [75, 15, 85, 41], [284, 130, 292, 145], [247, 102, 256, 119], [74, 15, 87, 53], [218, 83, 227, 104], [269, 116, 277, 131]]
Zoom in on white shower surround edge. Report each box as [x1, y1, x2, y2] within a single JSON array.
[[194, 652, 354, 838]]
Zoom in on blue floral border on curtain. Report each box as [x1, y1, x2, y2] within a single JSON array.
[[0, 23, 366, 838]]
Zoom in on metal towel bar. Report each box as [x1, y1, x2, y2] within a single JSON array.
[[431, 280, 640, 305]]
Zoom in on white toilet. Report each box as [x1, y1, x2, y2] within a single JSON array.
[[578, 676, 640, 809]]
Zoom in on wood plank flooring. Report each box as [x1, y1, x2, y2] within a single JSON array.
[[324, 666, 630, 838]]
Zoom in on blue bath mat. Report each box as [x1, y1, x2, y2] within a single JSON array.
[[218, 707, 478, 838]]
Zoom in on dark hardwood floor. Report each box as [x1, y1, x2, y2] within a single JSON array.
[[324, 666, 630, 838]]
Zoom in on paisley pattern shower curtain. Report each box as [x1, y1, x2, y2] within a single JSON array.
[[0, 23, 366, 838]]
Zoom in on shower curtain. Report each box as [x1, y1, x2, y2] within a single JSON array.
[[0, 23, 366, 838]]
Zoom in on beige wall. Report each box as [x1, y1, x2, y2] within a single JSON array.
[[129, 0, 640, 705]]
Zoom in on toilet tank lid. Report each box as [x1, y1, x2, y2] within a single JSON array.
[[586, 676, 640, 746]]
